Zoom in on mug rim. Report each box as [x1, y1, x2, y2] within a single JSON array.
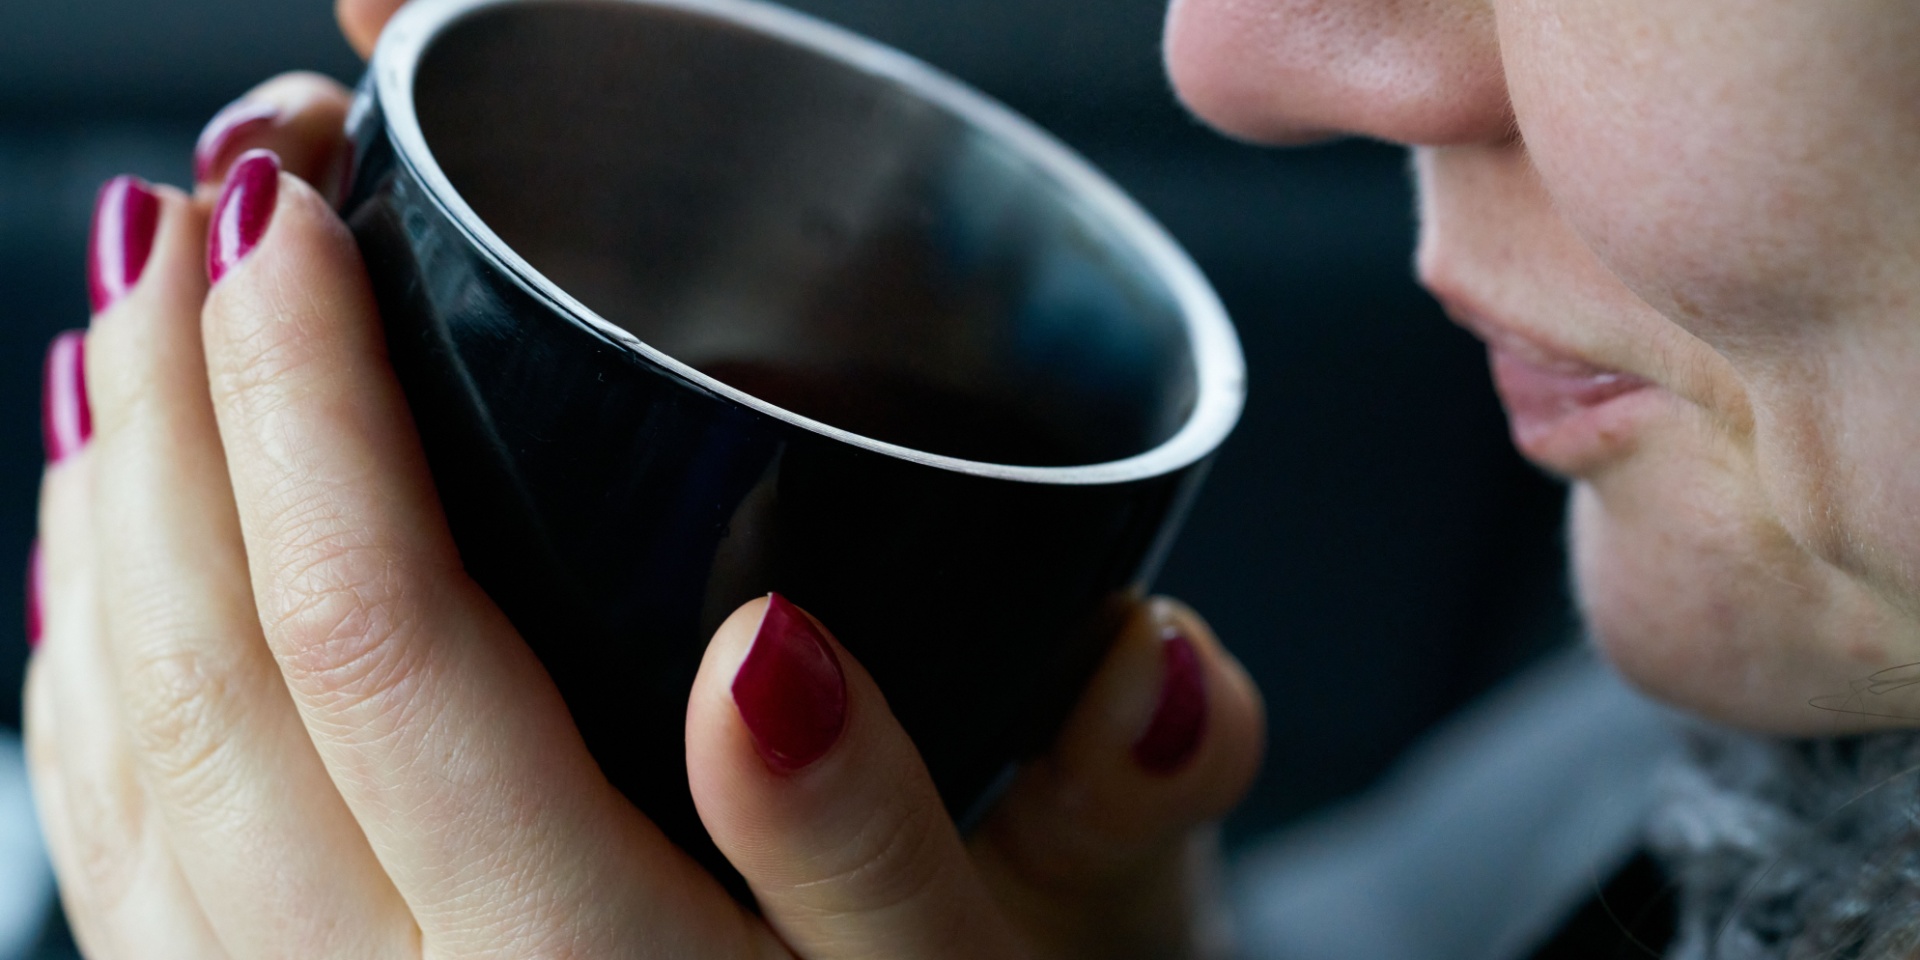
[[368, 0, 1246, 485]]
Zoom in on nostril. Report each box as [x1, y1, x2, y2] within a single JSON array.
[[1164, 0, 1513, 148]]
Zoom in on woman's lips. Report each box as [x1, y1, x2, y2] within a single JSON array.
[[1437, 296, 1664, 474], [1489, 346, 1647, 446], [1486, 342, 1654, 473]]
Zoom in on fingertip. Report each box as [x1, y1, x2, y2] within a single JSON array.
[[193, 73, 354, 201], [688, 595, 882, 878], [688, 595, 852, 803], [86, 183, 209, 408], [730, 594, 848, 774], [88, 178, 203, 330], [338, 0, 409, 59], [1142, 598, 1267, 814], [688, 596, 1022, 957], [977, 598, 1265, 886], [689, 594, 922, 860], [41, 331, 91, 467], [706, 595, 773, 667], [1132, 616, 1209, 776], [207, 150, 282, 285], [205, 154, 363, 314], [194, 100, 280, 189]]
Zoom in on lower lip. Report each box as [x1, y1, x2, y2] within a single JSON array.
[[1488, 345, 1655, 473]]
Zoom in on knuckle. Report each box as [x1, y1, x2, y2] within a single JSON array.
[[118, 645, 243, 808], [257, 512, 425, 719]]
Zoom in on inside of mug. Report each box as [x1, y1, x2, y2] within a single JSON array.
[[412, 0, 1203, 468]]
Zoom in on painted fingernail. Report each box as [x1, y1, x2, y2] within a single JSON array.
[[732, 593, 848, 773], [88, 176, 162, 314], [208, 149, 281, 284], [25, 542, 42, 651], [194, 100, 280, 184], [1133, 631, 1208, 775], [42, 331, 91, 464]]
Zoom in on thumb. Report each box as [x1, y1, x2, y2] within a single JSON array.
[[688, 595, 1029, 960]]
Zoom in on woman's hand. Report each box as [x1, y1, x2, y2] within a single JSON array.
[[24, 30, 1264, 960]]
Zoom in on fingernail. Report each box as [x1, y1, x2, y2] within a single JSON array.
[[208, 149, 281, 284], [194, 100, 281, 184], [732, 593, 848, 773], [25, 542, 42, 651], [42, 331, 91, 464], [1133, 631, 1208, 775], [88, 176, 162, 314]]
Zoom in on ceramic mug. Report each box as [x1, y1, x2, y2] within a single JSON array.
[[339, 0, 1244, 892]]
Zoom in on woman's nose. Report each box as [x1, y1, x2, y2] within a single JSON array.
[[1164, 0, 1512, 146]]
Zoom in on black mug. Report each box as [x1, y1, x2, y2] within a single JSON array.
[[339, 0, 1244, 892]]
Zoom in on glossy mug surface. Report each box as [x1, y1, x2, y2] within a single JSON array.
[[339, 0, 1245, 890]]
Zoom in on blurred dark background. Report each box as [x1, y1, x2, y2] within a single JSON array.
[[0, 0, 1569, 916]]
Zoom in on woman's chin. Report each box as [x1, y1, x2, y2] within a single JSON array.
[[1568, 476, 1920, 737]]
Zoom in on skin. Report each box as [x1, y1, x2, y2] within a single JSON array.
[[1166, 0, 1920, 733]]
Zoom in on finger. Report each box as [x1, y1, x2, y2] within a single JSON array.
[[689, 595, 1030, 960], [201, 153, 768, 956], [193, 73, 354, 201], [24, 331, 108, 953], [27, 397, 230, 959], [338, 0, 410, 58], [970, 599, 1265, 959], [85, 179, 418, 958], [24, 648, 112, 956]]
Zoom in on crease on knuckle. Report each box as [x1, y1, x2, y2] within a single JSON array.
[[258, 513, 426, 723], [119, 644, 246, 811], [794, 784, 955, 918]]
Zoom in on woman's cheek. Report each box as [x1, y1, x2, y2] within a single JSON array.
[[1496, 0, 1889, 357], [1512, 0, 1920, 355], [1740, 337, 1920, 618]]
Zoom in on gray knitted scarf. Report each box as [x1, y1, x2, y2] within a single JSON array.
[[1649, 727, 1920, 959]]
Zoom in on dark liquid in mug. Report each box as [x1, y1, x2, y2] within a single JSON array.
[[698, 359, 1102, 467]]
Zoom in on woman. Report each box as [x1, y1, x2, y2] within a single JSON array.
[[25, 0, 1920, 957]]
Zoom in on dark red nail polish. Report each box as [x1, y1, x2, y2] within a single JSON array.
[[732, 593, 848, 773], [1133, 631, 1208, 775], [42, 331, 91, 464], [208, 149, 281, 284], [194, 101, 280, 184], [88, 176, 162, 314], [25, 542, 42, 651]]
